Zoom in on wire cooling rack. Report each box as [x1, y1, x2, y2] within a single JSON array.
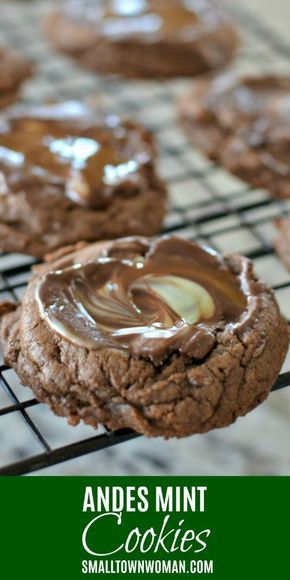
[[0, 0, 290, 476]]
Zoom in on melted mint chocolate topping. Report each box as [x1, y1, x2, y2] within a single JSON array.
[[36, 237, 249, 363], [0, 102, 152, 208]]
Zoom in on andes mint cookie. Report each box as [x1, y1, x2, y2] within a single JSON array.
[[179, 73, 290, 198], [44, 0, 239, 78], [0, 236, 287, 438], [0, 102, 167, 257], [0, 45, 33, 109]]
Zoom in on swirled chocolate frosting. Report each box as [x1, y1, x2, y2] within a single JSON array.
[[0, 102, 152, 208], [36, 237, 249, 363]]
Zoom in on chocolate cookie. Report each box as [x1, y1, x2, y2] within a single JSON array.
[[0, 236, 287, 438], [275, 217, 290, 272], [179, 73, 290, 198], [0, 102, 167, 258], [44, 0, 239, 79], [0, 45, 32, 109]]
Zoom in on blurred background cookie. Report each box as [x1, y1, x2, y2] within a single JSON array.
[[0, 102, 167, 257], [0, 45, 33, 109], [275, 217, 290, 272], [44, 0, 239, 78], [179, 73, 290, 199]]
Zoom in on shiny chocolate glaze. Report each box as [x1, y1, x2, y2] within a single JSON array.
[[36, 237, 251, 363], [65, 0, 227, 41], [0, 102, 152, 208]]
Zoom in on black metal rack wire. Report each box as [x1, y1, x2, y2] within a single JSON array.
[[0, 0, 289, 475]]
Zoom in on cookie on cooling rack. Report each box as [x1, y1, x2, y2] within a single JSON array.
[[0, 102, 167, 258], [0, 45, 33, 109], [0, 235, 287, 438], [275, 216, 290, 272], [179, 73, 290, 199], [43, 0, 239, 78]]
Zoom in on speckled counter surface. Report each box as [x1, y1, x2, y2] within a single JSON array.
[[2, 379, 290, 475], [0, 0, 290, 475]]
